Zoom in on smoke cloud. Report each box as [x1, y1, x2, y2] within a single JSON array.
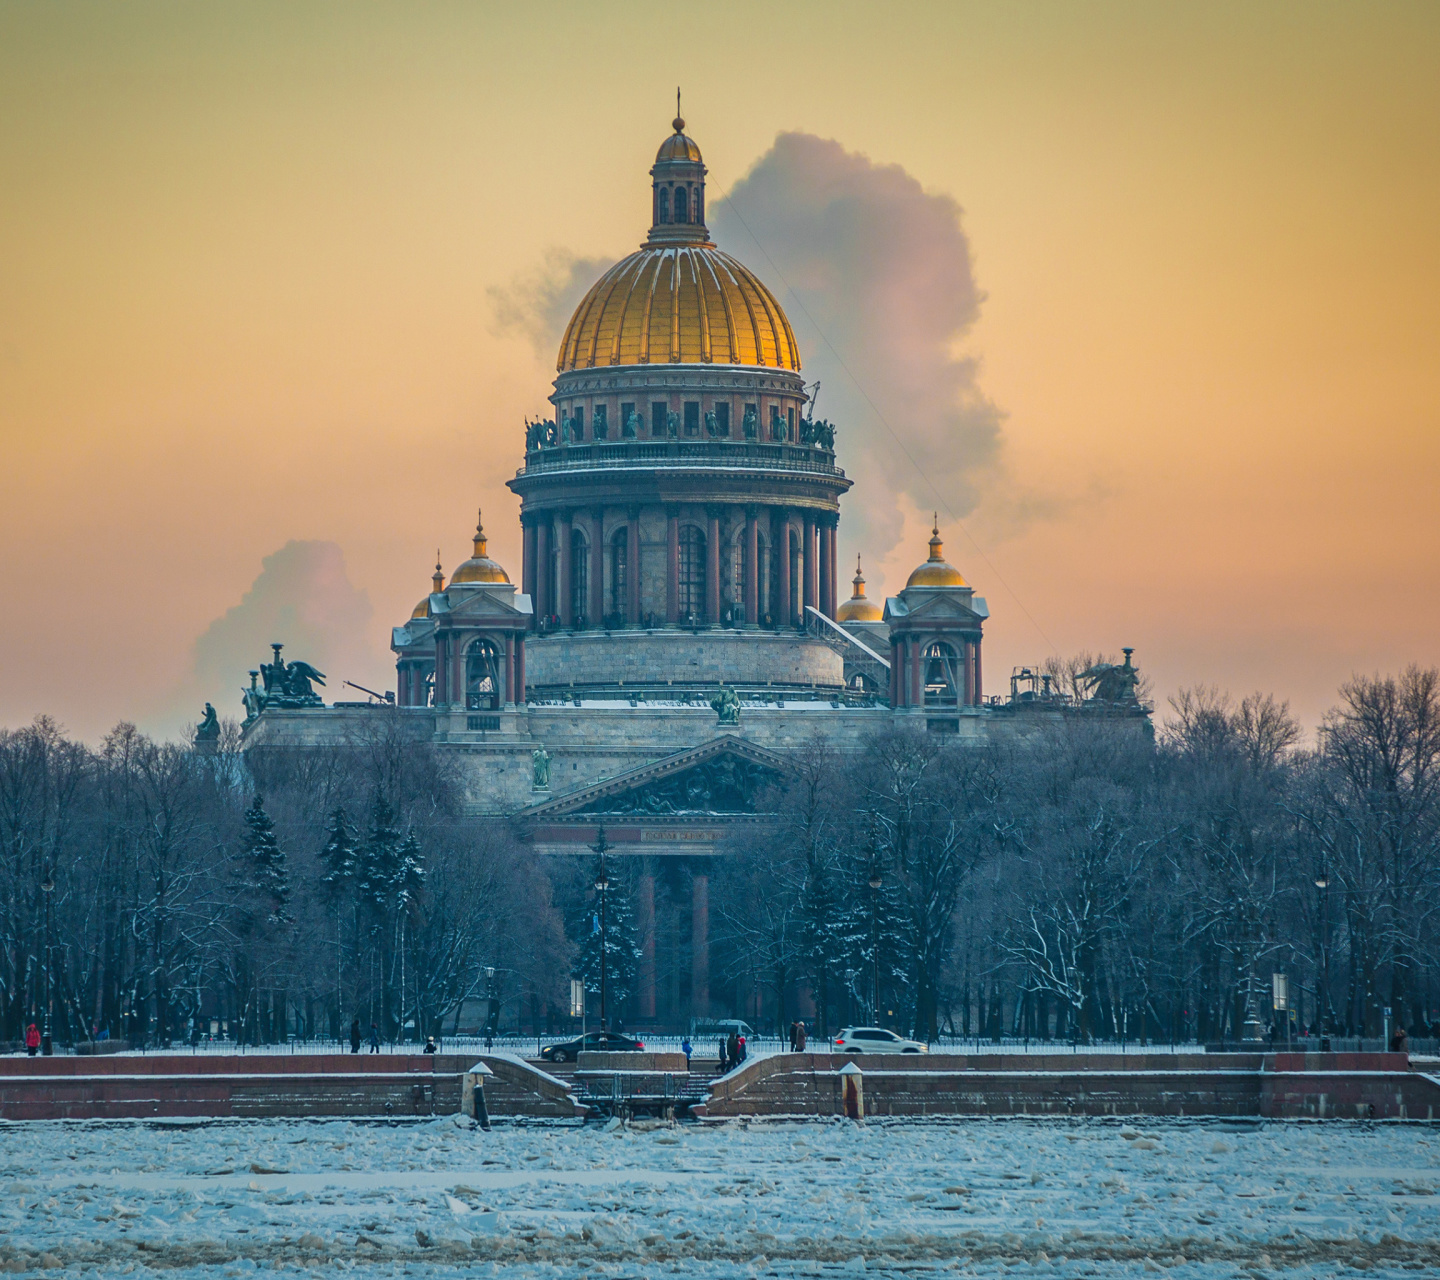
[[491, 131, 1005, 575], [158, 540, 381, 731]]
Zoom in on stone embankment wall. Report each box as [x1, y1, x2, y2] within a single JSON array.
[[0, 1053, 579, 1122], [694, 1052, 1440, 1121]]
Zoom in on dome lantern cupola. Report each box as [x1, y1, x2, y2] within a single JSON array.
[[647, 91, 709, 247], [837, 555, 883, 623], [905, 516, 969, 589], [450, 509, 511, 585], [411, 551, 445, 619]]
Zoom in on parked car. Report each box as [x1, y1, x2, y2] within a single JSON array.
[[690, 1019, 755, 1041], [540, 1030, 646, 1063], [832, 1026, 927, 1054]]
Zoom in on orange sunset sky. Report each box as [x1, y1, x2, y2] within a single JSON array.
[[2, 2, 1437, 741]]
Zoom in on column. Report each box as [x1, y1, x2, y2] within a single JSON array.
[[558, 511, 573, 627], [504, 635, 516, 707], [802, 515, 817, 614], [516, 637, 526, 703], [910, 638, 922, 707], [819, 521, 834, 618], [590, 509, 605, 624], [637, 867, 656, 1020], [433, 636, 445, 705], [522, 518, 536, 606], [744, 508, 759, 624], [535, 518, 550, 623], [691, 872, 709, 1018], [890, 642, 901, 706], [777, 515, 792, 627], [666, 508, 680, 624], [453, 633, 465, 711], [974, 640, 983, 703], [706, 508, 721, 624], [963, 640, 975, 706], [627, 508, 641, 624], [827, 518, 839, 618]]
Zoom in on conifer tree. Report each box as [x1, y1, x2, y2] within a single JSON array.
[[319, 806, 356, 903], [241, 794, 290, 924], [570, 834, 642, 1014]]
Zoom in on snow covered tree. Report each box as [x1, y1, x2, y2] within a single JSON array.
[[570, 833, 641, 1020], [319, 806, 356, 903], [241, 795, 290, 924]]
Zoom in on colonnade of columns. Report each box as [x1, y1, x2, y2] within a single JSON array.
[[405, 630, 526, 709], [889, 634, 984, 709], [630, 865, 708, 1021], [520, 505, 840, 629]]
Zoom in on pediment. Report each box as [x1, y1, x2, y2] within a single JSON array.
[[524, 734, 794, 818], [444, 587, 532, 622], [901, 592, 981, 622]]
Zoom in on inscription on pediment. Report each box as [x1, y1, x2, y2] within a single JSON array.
[[575, 750, 784, 816]]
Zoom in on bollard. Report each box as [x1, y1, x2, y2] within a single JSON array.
[[464, 1061, 494, 1131], [839, 1061, 864, 1121]]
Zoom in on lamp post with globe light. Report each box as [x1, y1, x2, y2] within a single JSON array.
[[1315, 868, 1331, 1050], [867, 865, 883, 1025], [41, 866, 55, 1055]]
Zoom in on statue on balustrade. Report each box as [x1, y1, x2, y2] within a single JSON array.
[[666, 410, 679, 438], [704, 410, 719, 438], [532, 745, 551, 790], [257, 643, 327, 709], [622, 408, 640, 438], [742, 406, 758, 439], [770, 408, 787, 441], [194, 702, 220, 751], [710, 683, 742, 726]]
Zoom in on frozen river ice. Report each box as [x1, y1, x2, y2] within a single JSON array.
[[1, 1115, 1438, 1277]]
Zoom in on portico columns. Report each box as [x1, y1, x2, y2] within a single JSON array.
[[666, 508, 680, 624], [504, 636, 516, 707], [452, 633, 465, 711], [706, 508, 721, 624], [558, 511, 573, 627], [802, 515, 817, 614], [590, 508, 605, 624], [974, 640, 983, 703], [516, 637, 526, 703], [627, 507, 641, 624], [535, 519, 550, 622], [637, 867, 656, 1020], [910, 637, 922, 707], [744, 508, 759, 624], [819, 520, 835, 618], [522, 519, 537, 608], [691, 872, 709, 1017], [963, 641, 975, 706], [776, 513, 792, 627]]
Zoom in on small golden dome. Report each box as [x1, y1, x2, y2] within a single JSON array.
[[656, 118, 702, 164], [450, 510, 511, 585], [557, 245, 800, 371], [837, 555, 882, 622], [905, 517, 968, 589], [410, 552, 445, 618]]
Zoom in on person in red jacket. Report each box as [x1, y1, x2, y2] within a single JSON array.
[[25, 1023, 41, 1056]]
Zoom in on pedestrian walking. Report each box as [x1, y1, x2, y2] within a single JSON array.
[[350, 1017, 362, 1054], [681, 1037, 692, 1068], [727, 1031, 738, 1067], [796, 1021, 807, 1052], [789, 1021, 798, 1052], [368, 1022, 380, 1053], [25, 1023, 40, 1056], [718, 1038, 729, 1073], [737, 1033, 747, 1063]]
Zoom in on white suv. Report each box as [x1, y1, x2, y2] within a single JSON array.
[[833, 1026, 928, 1053]]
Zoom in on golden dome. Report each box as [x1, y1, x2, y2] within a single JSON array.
[[905, 518, 968, 589], [411, 553, 445, 618], [557, 246, 800, 372], [837, 555, 882, 622], [656, 116, 702, 163], [450, 510, 511, 585]]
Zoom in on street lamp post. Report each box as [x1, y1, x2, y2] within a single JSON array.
[[595, 852, 610, 1031], [41, 867, 55, 1056], [868, 865, 882, 1025], [1315, 869, 1331, 1051]]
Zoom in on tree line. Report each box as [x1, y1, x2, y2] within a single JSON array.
[[0, 665, 1436, 1047]]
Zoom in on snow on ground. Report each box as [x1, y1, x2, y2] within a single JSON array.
[[2, 1116, 1438, 1277]]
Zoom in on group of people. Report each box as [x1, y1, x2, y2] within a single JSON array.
[[717, 1031, 748, 1072], [788, 1021, 809, 1052]]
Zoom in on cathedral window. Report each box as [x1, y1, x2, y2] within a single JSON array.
[[610, 528, 628, 620], [573, 406, 585, 439], [466, 639, 501, 710], [678, 525, 706, 622], [684, 401, 700, 436], [658, 187, 670, 223], [715, 402, 730, 436], [675, 186, 689, 222], [924, 642, 961, 707], [651, 402, 668, 437], [593, 404, 608, 439]]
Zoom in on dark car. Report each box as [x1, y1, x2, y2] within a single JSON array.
[[540, 1031, 646, 1063]]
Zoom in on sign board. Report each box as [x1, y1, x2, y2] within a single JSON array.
[[569, 978, 585, 1019], [1271, 973, 1288, 1011]]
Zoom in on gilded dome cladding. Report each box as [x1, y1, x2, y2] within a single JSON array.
[[556, 246, 801, 373], [906, 522, 968, 589]]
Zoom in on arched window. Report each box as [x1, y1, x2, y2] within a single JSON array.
[[678, 525, 706, 622], [675, 186, 689, 222], [850, 672, 879, 692], [610, 528, 629, 621], [466, 639, 501, 710], [924, 641, 961, 707], [658, 187, 670, 223], [570, 529, 589, 624]]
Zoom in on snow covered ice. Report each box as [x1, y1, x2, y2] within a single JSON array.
[[1, 1116, 1438, 1277]]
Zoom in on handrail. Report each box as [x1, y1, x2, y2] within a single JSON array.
[[805, 606, 891, 669]]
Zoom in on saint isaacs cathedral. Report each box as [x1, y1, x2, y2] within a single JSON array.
[[240, 114, 1146, 1020]]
